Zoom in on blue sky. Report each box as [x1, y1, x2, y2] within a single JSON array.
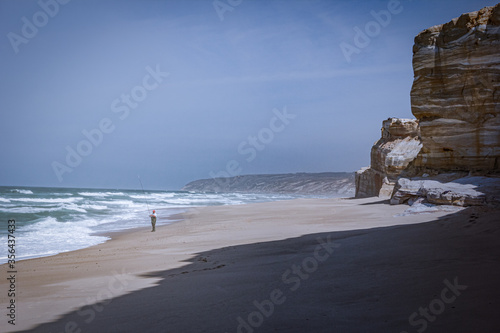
[[0, 0, 495, 190]]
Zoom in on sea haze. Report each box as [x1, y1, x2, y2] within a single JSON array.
[[0, 186, 302, 263]]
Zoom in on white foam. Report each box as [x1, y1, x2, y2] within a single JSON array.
[[0, 206, 63, 214], [78, 191, 125, 197], [80, 204, 108, 210], [0, 217, 109, 262], [96, 200, 146, 211], [129, 194, 149, 199], [0, 197, 11, 203], [153, 192, 176, 198], [130, 192, 175, 200], [62, 203, 87, 213], [11, 189, 33, 194], [10, 197, 82, 203], [0, 202, 95, 214], [165, 197, 242, 205], [72, 215, 123, 228]]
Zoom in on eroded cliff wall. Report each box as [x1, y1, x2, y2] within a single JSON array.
[[355, 118, 422, 198], [411, 4, 500, 172], [356, 4, 500, 203]]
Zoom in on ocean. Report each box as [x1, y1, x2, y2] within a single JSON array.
[[0, 186, 300, 263]]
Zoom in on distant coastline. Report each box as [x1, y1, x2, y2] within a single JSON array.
[[182, 172, 356, 196]]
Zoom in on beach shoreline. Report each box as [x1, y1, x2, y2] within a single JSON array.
[[90, 207, 186, 240], [1, 197, 499, 332]]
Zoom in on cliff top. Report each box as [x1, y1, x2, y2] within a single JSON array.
[[414, 3, 500, 48]]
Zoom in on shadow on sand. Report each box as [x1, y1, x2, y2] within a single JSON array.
[[20, 207, 500, 333]]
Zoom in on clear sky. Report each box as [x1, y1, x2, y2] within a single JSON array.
[[0, 0, 495, 190]]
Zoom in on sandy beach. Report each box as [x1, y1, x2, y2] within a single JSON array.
[[2, 197, 500, 333]]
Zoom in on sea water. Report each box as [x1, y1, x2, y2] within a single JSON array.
[[0, 186, 299, 263]]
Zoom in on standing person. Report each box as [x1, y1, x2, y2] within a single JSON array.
[[149, 210, 157, 232]]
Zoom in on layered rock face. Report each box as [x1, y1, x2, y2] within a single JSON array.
[[355, 118, 422, 198], [410, 4, 500, 172], [357, 4, 500, 205], [388, 4, 500, 206]]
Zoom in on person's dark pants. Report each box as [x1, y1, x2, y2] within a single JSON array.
[[151, 216, 156, 231]]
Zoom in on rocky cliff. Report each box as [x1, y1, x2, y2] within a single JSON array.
[[357, 4, 500, 205], [183, 172, 355, 196], [411, 4, 500, 172], [355, 118, 422, 198]]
